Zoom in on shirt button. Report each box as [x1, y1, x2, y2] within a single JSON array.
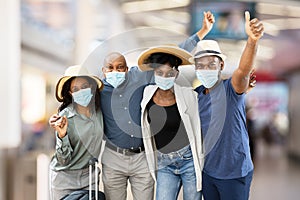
[[128, 121, 131, 124], [119, 94, 122, 97], [124, 107, 127, 110], [131, 135, 133, 138]]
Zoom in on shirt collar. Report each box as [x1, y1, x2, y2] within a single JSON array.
[[59, 104, 76, 118]]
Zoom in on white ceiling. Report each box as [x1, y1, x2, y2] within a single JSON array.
[[119, 0, 300, 76]]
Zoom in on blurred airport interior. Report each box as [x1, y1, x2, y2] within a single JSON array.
[[1, 0, 300, 199]]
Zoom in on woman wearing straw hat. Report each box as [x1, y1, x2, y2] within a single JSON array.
[[138, 46, 203, 200], [49, 65, 104, 200]]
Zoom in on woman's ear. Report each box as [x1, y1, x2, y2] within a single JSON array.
[[175, 69, 179, 79]]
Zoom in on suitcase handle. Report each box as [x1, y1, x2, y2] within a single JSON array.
[[89, 158, 99, 200]]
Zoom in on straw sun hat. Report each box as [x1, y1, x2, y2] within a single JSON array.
[[137, 45, 193, 71], [55, 65, 103, 102]]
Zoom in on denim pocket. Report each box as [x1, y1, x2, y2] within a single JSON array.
[[182, 148, 193, 160]]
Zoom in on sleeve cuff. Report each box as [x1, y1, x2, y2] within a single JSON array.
[[193, 33, 201, 42], [56, 132, 70, 148]]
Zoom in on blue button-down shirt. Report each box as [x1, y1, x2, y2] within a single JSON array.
[[100, 33, 200, 149], [101, 67, 153, 149]]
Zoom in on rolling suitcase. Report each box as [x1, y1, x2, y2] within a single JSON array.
[[61, 158, 105, 200]]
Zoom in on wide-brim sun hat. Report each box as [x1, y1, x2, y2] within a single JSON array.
[[189, 40, 227, 63], [55, 65, 103, 102], [138, 45, 193, 71]]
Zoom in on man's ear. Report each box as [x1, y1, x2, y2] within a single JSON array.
[[220, 61, 224, 71]]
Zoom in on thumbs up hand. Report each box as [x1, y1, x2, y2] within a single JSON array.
[[202, 11, 215, 33], [245, 11, 264, 41]]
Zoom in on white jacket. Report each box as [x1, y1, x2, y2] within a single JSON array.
[[140, 83, 204, 191]]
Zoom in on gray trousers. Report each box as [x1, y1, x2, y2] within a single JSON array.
[[49, 166, 99, 200], [101, 146, 154, 200]]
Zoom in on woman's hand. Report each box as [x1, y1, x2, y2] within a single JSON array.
[[54, 116, 68, 138]]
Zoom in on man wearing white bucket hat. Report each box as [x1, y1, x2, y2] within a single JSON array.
[[192, 11, 264, 200]]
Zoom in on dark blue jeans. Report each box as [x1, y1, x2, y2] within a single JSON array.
[[202, 170, 253, 200]]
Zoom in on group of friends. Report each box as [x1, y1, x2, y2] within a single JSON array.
[[48, 10, 264, 200]]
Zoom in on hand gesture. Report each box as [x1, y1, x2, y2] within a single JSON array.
[[49, 114, 60, 129], [54, 116, 68, 138], [246, 69, 257, 94], [202, 11, 215, 33], [197, 11, 215, 40], [245, 11, 264, 41]]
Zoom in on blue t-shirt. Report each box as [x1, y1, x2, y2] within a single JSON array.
[[195, 78, 253, 179]]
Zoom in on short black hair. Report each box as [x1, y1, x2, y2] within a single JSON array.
[[143, 53, 182, 70]]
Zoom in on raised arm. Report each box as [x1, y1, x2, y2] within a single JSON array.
[[179, 11, 215, 52], [197, 11, 215, 40], [231, 11, 264, 94]]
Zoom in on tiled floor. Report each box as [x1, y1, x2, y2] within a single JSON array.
[[120, 139, 300, 200], [249, 140, 300, 200], [173, 139, 300, 200]]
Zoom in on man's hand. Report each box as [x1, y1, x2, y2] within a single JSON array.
[[246, 69, 257, 94], [202, 11, 215, 33], [197, 11, 215, 40], [245, 11, 264, 41]]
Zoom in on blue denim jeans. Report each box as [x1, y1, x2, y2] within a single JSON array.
[[156, 145, 202, 200]]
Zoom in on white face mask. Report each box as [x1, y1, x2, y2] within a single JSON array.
[[105, 72, 126, 88], [196, 69, 219, 88], [72, 88, 93, 107], [154, 75, 176, 90]]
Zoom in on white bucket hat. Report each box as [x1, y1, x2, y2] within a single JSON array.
[[189, 40, 227, 63]]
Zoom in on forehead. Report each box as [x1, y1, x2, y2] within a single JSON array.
[[71, 77, 89, 86], [195, 55, 219, 63], [154, 63, 173, 71], [104, 54, 126, 65]]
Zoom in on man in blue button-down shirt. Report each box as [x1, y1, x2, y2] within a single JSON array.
[[100, 12, 215, 200]]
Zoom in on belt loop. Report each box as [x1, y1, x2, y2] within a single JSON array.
[[122, 148, 127, 155]]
